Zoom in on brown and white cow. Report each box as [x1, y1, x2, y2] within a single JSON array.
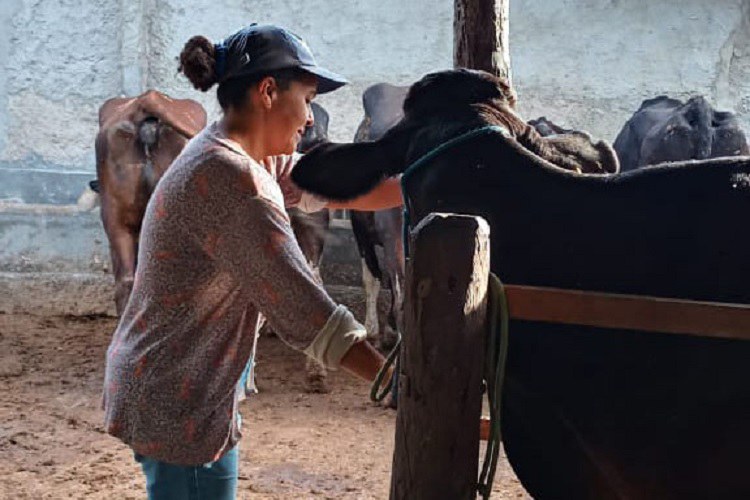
[[351, 83, 409, 350], [94, 90, 207, 314]]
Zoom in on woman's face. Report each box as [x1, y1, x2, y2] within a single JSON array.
[[266, 74, 318, 156]]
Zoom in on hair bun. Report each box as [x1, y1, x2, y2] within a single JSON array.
[[179, 36, 217, 91]]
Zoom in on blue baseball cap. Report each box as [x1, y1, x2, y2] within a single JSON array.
[[214, 24, 348, 94]]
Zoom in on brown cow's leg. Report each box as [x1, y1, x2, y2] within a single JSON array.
[[108, 228, 139, 316]]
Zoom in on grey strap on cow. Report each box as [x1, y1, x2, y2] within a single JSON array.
[[477, 272, 510, 500]]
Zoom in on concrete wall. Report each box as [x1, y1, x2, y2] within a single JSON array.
[[512, 0, 750, 141], [0, 0, 454, 206], [1, 0, 749, 314], [2, 0, 749, 201]]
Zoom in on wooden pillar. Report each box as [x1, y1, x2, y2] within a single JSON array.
[[390, 213, 490, 500], [454, 0, 512, 84]]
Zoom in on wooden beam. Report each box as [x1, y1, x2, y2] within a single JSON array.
[[390, 213, 490, 499], [505, 285, 750, 340], [454, 0, 511, 82]]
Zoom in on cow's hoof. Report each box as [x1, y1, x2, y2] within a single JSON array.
[[304, 376, 331, 394], [380, 390, 397, 409]]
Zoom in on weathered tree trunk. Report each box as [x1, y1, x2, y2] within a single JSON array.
[[389, 213, 490, 500], [454, 0, 512, 83]]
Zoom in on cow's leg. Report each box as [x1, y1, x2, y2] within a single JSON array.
[[304, 262, 330, 393], [362, 258, 381, 340], [304, 357, 330, 393], [105, 221, 139, 316], [380, 268, 402, 351], [300, 216, 331, 394], [378, 209, 405, 350], [310, 263, 323, 285]]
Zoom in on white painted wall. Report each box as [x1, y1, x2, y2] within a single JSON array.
[[511, 0, 750, 141], [0, 0, 748, 188]]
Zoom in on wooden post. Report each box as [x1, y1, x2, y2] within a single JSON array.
[[454, 0, 512, 83], [390, 213, 490, 500]]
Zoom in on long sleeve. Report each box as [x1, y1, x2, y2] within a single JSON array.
[[207, 155, 364, 367]]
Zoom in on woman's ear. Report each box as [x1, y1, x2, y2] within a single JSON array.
[[257, 77, 276, 109]]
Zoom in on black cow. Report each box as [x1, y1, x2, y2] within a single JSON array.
[[292, 69, 750, 499], [350, 83, 410, 349], [613, 95, 749, 172]]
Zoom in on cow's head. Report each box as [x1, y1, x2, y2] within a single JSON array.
[[297, 102, 330, 154], [356, 83, 409, 142], [293, 69, 620, 202], [529, 116, 574, 137], [634, 96, 749, 168], [292, 69, 522, 201]]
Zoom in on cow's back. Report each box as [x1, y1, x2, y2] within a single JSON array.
[[404, 134, 750, 499]]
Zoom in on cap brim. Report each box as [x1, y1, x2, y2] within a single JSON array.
[[301, 65, 348, 94]]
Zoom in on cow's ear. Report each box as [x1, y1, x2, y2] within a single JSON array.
[[594, 139, 620, 174]]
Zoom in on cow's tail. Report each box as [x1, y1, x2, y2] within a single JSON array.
[[686, 96, 713, 160], [138, 117, 159, 149], [139, 117, 160, 190]]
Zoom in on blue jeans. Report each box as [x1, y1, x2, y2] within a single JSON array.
[[135, 446, 239, 500]]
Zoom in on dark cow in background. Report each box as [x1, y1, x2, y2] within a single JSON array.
[[280, 102, 333, 393], [94, 90, 206, 314], [613, 95, 749, 171], [351, 83, 409, 348], [292, 69, 750, 499], [289, 102, 331, 285]]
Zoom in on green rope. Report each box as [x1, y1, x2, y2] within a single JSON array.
[[400, 125, 511, 257], [370, 335, 401, 402], [477, 272, 510, 499]]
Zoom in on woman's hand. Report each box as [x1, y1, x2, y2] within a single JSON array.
[[268, 155, 304, 207]]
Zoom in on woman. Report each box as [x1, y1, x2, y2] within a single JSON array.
[[103, 23, 401, 499]]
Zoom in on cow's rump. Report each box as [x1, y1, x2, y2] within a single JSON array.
[[403, 133, 750, 499]]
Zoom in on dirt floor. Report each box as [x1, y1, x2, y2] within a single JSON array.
[[0, 312, 530, 499]]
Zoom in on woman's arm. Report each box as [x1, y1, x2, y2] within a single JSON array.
[[339, 340, 389, 382], [325, 177, 403, 211], [277, 154, 403, 212]]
